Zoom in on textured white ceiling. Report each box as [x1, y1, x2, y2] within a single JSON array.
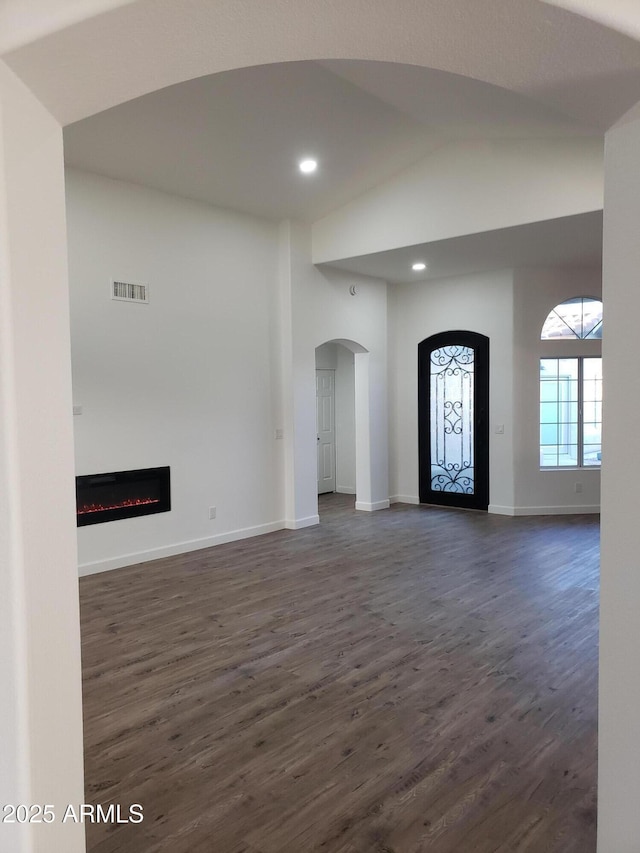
[[6, 0, 623, 280], [0, 0, 134, 53], [62, 60, 596, 222], [319, 211, 603, 284], [318, 60, 593, 138], [543, 0, 640, 41], [63, 62, 443, 222], [6, 0, 640, 129]]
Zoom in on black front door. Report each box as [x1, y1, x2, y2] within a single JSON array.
[[418, 331, 489, 510]]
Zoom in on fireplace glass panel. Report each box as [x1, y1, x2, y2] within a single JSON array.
[[76, 467, 170, 526]]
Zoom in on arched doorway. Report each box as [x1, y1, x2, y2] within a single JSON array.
[[315, 338, 373, 512]]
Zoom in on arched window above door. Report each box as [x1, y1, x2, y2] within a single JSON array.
[[541, 297, 603, 340]]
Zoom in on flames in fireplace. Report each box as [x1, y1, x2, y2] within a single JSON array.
[[77, 497, 160, 516]]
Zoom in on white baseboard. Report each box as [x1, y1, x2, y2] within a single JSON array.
[[489, 504, 516, 516], [355, 500, 390, 512], [79, 520, 286, 576], [336, 486, 356, 495], [284, 514, 320, 530], [388, 502, 601, 516], [511, 504, 600, 516]]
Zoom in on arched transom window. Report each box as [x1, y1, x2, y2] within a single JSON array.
[[541, 297, 603, 340], [539, 297, 602, 469]]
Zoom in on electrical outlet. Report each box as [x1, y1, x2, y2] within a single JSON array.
[[575, 483, 583, 494], [495, 424, 504, 434], [275, 428, 284, 440], [209, 506, 216, 519], [72, 404, 83, 415]]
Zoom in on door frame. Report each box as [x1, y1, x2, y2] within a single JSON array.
[[418, 330, 489, 510]]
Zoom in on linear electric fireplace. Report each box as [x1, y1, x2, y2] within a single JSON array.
[[76, 466, 171, 527]]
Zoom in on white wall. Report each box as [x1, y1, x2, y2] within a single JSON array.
[[335, 344, 356, 493], [282, 220, 388, 523], [313, 138, 603, 264], [0, 62, 85, 853], [388, 269, 515, 510], [512, 267, 601, 514], [598, 105, 640, 853], [389, 265, 602, 515], [67, 169, 284, 573], [67, 173, 387, 566]]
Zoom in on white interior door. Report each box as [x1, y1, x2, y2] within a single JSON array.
[[316, 369, 336, 494]]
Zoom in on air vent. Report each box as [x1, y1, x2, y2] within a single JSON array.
[[111, 279, 149, 303]]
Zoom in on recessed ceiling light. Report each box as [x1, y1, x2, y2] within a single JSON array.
[[299, 158, 318, 174], [412, 262, 427, 271]]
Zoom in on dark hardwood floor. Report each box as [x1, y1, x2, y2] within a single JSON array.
[[80, 495, 599, 852]]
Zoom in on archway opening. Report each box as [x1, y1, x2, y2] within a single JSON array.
[[315, 338, 369, 517]]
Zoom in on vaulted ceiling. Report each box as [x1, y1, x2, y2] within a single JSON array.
[[8, 0, 637, 282], [63, 59, 596, 223], [61, 57, 604, 281]]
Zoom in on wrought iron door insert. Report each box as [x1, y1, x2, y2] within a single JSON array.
[[418, 331, 489, 510]]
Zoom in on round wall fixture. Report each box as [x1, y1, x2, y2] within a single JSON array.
[[349, 284, 357, 296]]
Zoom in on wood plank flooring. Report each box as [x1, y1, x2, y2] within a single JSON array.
[[80, 495, 599, 852]]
